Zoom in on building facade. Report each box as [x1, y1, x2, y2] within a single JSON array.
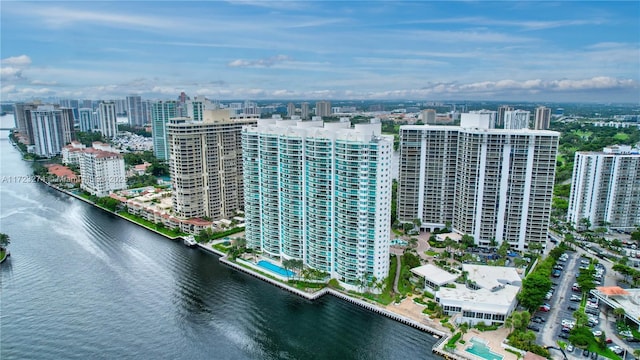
[[497, 105, 514, 128], [535, 106, 552, 130], [79, 148, 127, 197], [315, 101, 332, 118], [28, 105, 75, 157], [242, 117, 393, 290], [167, 110, 258, 220], [98, 101, 118, 139], [504, 110, 530, 130], [567, 145, 640, 231], [301, 102, 310, 120], [398, 122, 559, 251], [79, 108, 97, 133], [151, 100, 178, 160], [126, 95, 146, 127]]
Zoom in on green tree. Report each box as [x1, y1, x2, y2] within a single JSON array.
[[613, 307, 626, 320], [497, 240, 510, 258], [0, 233, 10, 250], [517, 272, 552, 312], [461, 234, 475, 248]]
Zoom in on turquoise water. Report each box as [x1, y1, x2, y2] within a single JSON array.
[[391, 239, 407, 246], [257, 260, 295, 277], [465, 338, 504, 360]]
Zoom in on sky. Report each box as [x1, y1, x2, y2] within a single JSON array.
[[1, 1, 639, 103]]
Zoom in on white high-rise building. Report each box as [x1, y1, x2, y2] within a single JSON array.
[[315, 101, 331, 118], [567, 145, 640, 231], [79, 108, 97, 132], [535, 106, 552, 130], [497, 105, 514, 128], [79, 148, 126, 197], [504, 110, 530, 130], [151, 100, 178, 160], [242, 117, 393, 290], [186, 96, 216, 121], [398, 121, 559, 251], [97, 101, 118, 139], [126, 95, 145, 127], [301, 102, 310, 120], [167, 110, 258, 220], [28, 105, 75, 157]]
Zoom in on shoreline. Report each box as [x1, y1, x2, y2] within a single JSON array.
[[39, 178, 457, 354]]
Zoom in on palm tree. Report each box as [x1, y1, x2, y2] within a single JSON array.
[[613, 307, 626, 320], [0, 233, 9, 251]]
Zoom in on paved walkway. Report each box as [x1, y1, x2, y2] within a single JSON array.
[[393, 253, 401, 294]]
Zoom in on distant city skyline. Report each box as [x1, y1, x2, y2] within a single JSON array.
[[1, 1, 639, 103]]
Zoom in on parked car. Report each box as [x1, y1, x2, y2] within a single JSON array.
[[591, 351, 598, 360], [566, 344, 574, 353], [532, 316, 546, 323], [570, 295, 582, 302], [568, 304, 578, 310], [583, 349, 590, 357], [559, 332, 569, 339], [527, 324, 540, 332]]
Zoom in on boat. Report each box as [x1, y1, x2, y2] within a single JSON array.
[[183, 236, 197, 247]]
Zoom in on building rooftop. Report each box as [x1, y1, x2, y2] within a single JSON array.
[[410, 264, 458, 285], [436, 283, 520, 312], [463, 264, 522, 290]]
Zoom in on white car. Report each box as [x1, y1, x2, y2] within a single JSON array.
[[566, 344, 574, 353], [593, 330, 603, 337]]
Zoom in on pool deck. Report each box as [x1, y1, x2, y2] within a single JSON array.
[[461, 329, 518, 360]]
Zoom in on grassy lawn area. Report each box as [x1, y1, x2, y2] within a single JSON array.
[[213, 243, 230, 253], [587, 343, 621, 360], [614, 133, 630, 142], [361, 256, 397, 305], [574, 130, 593, 139], [425, 250, 438, 257], [0, 249, 5, 261], [118, 211, 184, 238]]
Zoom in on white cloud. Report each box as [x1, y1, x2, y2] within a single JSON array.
[[227, 55, 291, 68], [2, 55, 32, 66], [30, 80, 59, 86], [0, 67, 24, 80]]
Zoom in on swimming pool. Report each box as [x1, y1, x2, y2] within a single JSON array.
[[257, 260, 295, 277], [391, 239, 407, 246], [465, 338, 503, 360]]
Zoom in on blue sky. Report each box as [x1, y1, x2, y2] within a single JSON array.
[[1, 1, 639, 102]]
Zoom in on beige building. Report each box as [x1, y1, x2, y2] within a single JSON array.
[[79, 148, 126, 197], [166, 109, 258, 220], [534, 106, 552, 130]]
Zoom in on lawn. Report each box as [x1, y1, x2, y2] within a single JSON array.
[[425, 250, 439, 257], [614, 133, 630, 142]]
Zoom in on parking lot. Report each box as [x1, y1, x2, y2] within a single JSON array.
[[530, 250, 631, 359]]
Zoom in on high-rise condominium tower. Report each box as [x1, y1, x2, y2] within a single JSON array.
[[79, 108, 97, 133], [97, 101, 118, 139], [287, 103, 296, 118], [504, 110, 530, 130], [315, 101, 331, 118], [14, 102, 39, 144], [167, 109, 258, 220], [186, 96, 216, 121], [397, 115, 559, 251], [497, 105, 514, 128], [567, 145, 640, 231], [151, 100, 178, 160], [28, 105, 75, 157], [300, 102, 310, 120], [126, 95, 145, 127], [242, 117, 393, 290], [534, 106, 552, 130]]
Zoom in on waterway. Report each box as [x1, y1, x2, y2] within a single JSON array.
[[0, 114, 438, 359]]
